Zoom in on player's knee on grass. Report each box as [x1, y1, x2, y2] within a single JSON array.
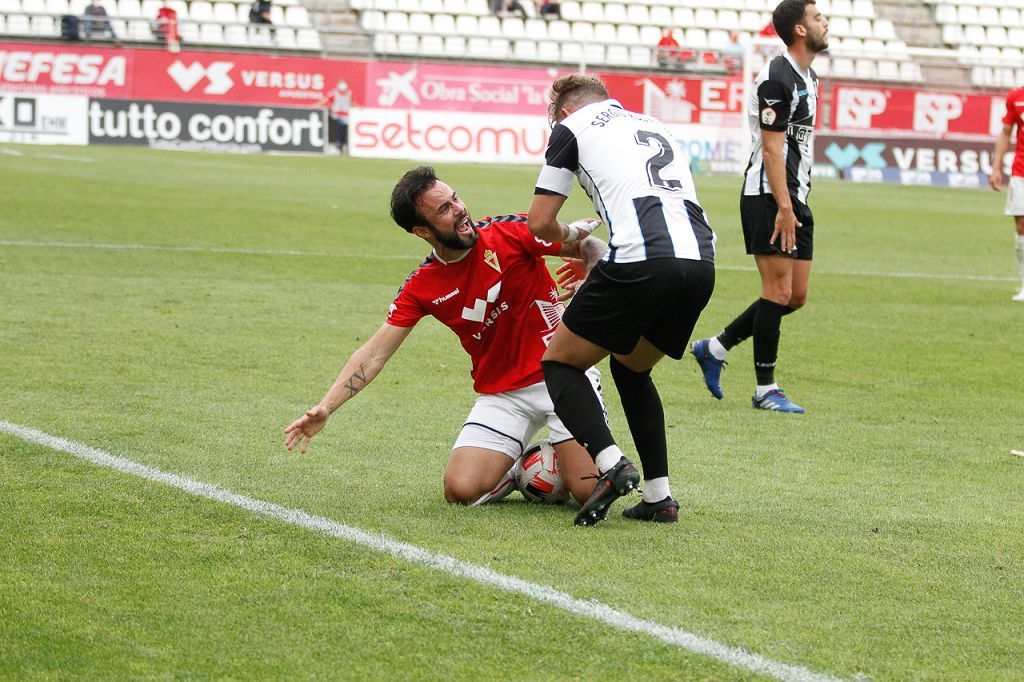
[[443, 471, 490, 504]]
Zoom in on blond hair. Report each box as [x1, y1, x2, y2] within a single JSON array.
[[548, 74, 610, 125]]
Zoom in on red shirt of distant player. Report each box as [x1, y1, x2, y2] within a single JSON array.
[[1002, 86, 1024, 177], [387, 214, 563, 395]]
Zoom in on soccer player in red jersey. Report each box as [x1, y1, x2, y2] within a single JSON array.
[[989, 86, 1024, 302], [284, 167, 607, 505]]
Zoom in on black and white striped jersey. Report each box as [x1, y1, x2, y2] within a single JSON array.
[[534, 98, 715, 265], [742, 53, 818, 205]]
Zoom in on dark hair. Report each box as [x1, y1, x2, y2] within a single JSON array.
[[547, 73, 609, 125], [772, 0, 814, 46], [390, 166, 438, 232]]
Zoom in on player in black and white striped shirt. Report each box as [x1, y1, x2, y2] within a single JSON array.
[[692, 0, 828, 414], [528, 74, 717, 526]]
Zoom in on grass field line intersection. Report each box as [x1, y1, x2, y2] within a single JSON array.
[[0, 239, 1016, 283], [1, 420, 844, 682]]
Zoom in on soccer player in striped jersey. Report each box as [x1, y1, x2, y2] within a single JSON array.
[[284, 166, 608, 507], [988, 86, 1024, 302], [692, 0, 828, 414], [530, 74, 717, 526]]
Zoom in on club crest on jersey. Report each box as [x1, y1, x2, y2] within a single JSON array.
[[761, 107, 777, 125], [483, 249, 501, 273]]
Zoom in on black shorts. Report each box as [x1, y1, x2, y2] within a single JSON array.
[[561, 258, 715, 360], [740, 193, 814, 261]]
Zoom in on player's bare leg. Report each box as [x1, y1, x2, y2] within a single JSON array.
[[747, 254, 807, 412], [551, 440, 598, 505], [444, 447, 516, 505], [1013, 216, 1024, 301]]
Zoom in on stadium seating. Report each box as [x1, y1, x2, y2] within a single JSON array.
[[925, 0, 1024, 86], [0, 0, 320, 50], [351, 0, 932, 80], [2, 0, 1017, 85]]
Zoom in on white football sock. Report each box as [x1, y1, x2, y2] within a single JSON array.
[[595, 444, 625, 473], [470, 467, 516, 506], [642, 476, 671, 503], [708, 337, 729, 360], [1015, 234, 1024, 284], [755, 383, 779, 400]]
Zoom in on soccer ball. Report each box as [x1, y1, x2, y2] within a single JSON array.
[[514, 440, 570, 504]]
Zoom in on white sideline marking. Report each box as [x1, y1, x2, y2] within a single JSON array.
[[1, 420, 841, 682], [0, 240, 414, 260], [0, 239, 1014, 283]]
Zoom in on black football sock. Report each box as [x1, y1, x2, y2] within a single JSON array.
[[717, 299, 759, 350], [752, 298, 795, 386], [609, 356, 668, 481], [541, 360, 614, 460]]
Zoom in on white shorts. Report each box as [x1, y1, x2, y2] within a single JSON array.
[[1006, 176, 1024, 216], [452, 368, 605, 460]]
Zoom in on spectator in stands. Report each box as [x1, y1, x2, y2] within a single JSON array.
[[656, 28, 680, 68], [152, 0, 180, 52], [317, 79, 352, 155], [82, 0, 120, 43], [249, 0, 272, 25], [989, 85, 1024, 302], [535, 0, 560, 19], [490, 0, 527, 19]]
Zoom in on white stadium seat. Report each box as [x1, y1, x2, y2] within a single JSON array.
[[408, 12, 431, 32], [537, 39, 559, 61], [284, 5, 309, 25], [275, 26, 297, 46], [454, 14, 477, 34], [224, 22, 247, 43], [593, 21, 616, 43], [445, 35, 467, 56], [432, 12, 454, 34], [501, 16, 524, 37], [524, 17, 547, 39], [421, 33, 444, 54]]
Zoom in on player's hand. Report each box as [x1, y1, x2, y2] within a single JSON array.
[[770, 207, 801, 254], [283, 405, 330, 454], [554, 256, 588, 301], [990, 168, 1005, 191]]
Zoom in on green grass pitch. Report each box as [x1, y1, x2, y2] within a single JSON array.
[[1, 144, 1022, 680]]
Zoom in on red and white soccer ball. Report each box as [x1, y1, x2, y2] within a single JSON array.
[[514, 440, 570, 504]]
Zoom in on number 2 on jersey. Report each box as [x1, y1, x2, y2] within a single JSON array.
[[635, 130, 682, 191]]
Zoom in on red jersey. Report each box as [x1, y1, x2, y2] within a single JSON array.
[[387, 215, 563, 395], [1001, 87, 1024, 177]]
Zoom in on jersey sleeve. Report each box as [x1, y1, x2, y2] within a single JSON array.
[[1003, 91, 1018, 127], [534, 123, 578, 197], [385, 272, 426, 328], [757, 79, 791, 132]]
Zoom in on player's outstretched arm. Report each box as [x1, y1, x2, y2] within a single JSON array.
[[529, 193, 595, 244], [990, 125, 1012, 191], [284, 323, 413, 454]]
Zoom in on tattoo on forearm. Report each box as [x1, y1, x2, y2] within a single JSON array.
[[344, 365, 368, 398]]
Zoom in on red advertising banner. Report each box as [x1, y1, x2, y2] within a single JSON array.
[[598, 72, 745, 124], [0, 42, 131, 98], [363, 61, 556, 115], [0, 42, 364, 106], [832, 85, 1005, 138], [131, 50, 364, 105]]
